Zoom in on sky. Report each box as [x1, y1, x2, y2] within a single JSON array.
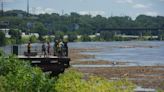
[[1, 0, 164, 18]]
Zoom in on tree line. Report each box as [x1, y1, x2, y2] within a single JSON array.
[[0, 10, 164, 46]]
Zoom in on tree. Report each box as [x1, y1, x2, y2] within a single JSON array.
[[32, 22, 48, 36], [80, 35, 91, 42], [8, 29, 21, 44], [0, 32, 6, 46], [9, 29, 21, 39], [30, 35, 38, 43]]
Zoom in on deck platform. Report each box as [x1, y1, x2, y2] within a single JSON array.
[[17, 55, 71, 75], [18, 55, 70, 61]]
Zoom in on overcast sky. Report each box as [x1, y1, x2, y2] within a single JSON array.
[[2, 0, 164, 18]]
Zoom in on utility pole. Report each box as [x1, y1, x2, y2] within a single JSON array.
[[1, 0, 3, 16], [27, 0, 29, 16]]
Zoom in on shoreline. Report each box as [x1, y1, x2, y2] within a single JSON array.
[[68, 48, 164, 90]]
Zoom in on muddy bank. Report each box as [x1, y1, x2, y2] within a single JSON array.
[[69, 48, 131, 65], [68, 48, 164, 90], [68, 48, 96, 63], [71, 60, 128, 65], [74, 66, 164, 90], [115, 45, 159, 48]]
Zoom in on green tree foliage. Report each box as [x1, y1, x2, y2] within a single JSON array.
[[1, 10, 164, 42], [9, 29, 21, 38], [0, 56, 55, 92], [8, 29, 21, 44], [54, 69, 135, 92], [80, 35, 91, 42], [0, 76, 7, 92], [30, 35, 38, 43], [32, 22, 48, 36], [0, 31, 5, 46], [0, 49, 4, 56], [21, 37, 30, 44], [0, 55, 137, 92], [135, 15, 159, 28], [3, 10, 164, 33]]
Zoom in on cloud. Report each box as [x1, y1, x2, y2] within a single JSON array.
[[116, 0, 134, 4], [133, 4, 148, 9], [116, 0, 152, 10], [0, 0, 15, 2], [78, 11, 105, 16], [144, 11, 158, 16], [30, 7, 54, 15]]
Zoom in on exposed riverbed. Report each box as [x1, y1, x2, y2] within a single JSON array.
[[1, 41, 164, 90]]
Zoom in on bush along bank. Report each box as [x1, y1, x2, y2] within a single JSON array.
[[0, 55, 136, 92], [0, 55, 55, 92]]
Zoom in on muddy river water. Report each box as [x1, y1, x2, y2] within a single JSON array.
[[69, 41, 164, 66]]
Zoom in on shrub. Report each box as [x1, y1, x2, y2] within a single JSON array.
[[0, 76, 7, 92], [54, 69, 135, 92], [0, 56, 55, 92], [0, 56, 135, 92]]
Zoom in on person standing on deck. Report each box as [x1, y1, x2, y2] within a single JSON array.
[[63, 41, 68, 56], [41, 42, 46, 57], [27, 42, 31, 56], [47, 42, 51, 56], [58, 39, 64, 57], [53, 39, 59, 56]]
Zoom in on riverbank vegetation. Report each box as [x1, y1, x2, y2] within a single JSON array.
[[0, 51, 137, 92], [0, 10, 164, 46]]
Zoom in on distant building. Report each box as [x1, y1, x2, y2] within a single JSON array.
[[29, 33, 39, 38], [63, 35, 68, 39], [0, 28, 11, 38], [89, 35, 96, 38], [50, 35, 55, 38], [21, 32, 39, 38], [96, 33, 100, 36], [77, 35, 82, 39]]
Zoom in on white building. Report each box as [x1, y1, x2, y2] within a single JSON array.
[[96, 33, 100, 36], [21, 32, 39, 38], [63, 35, 68, 39], [29, 33, 39, 38], [89, 35, 96, 38], [0, 28, 11, 38], [77, 35, 82, 39]]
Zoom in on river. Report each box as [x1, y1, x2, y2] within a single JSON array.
[[68, 41, 164, 66], [1, 41, 164, 66]]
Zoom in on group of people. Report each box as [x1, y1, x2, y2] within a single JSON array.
[[41, 42, 51, 57], [54, 39, 68, 57], [27, 39, 68, 57]]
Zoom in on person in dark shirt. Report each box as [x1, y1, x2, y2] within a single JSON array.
[[27, 42, 31, 55], [63, 41, 68, 56], [47, 42, 51, 56], [53, 39, 59, 56], [41, 42, 46, 57]]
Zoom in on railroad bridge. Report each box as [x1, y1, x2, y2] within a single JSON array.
[[96, 27, 164, 35]]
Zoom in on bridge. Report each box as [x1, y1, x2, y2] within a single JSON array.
[[96, 27, 164, 35]]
